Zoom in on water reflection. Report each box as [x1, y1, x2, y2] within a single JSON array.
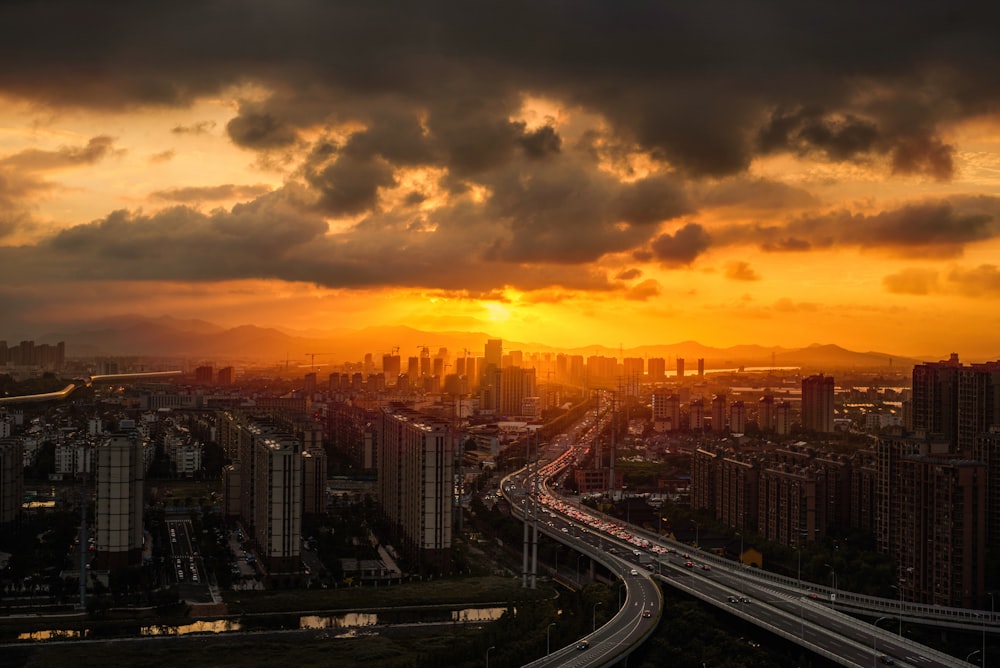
[[17, 629, 88, 641], [142, 620, 241, 636], [301, 613, 378, 629], [451, 607, 505, 622]]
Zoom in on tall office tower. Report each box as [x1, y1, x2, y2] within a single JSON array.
[[697, 358, 705, 377], [801, 374, 835, 433], [94, 431, 145, 569], [194, 365, 214, 384], [711, 394, 727, 432], [376, 405, 453, 572], [367, 373, 386, 392], [0, 439, 24, 526], [775, 400, 792, 435], [651, 388, 680, 431], [407, 356, 420, 379], [364, 353, 374, 374], [758, 395, 775, 432], [719, 454, 759, 532], [895, 455, 986, 608], [304, 373, 317, 393], [729, 400, 747, 434], [217, 366, 234, 385], [484, 339, 502, 370], [432, 357, 444, 378], [647, 357, 666, 383], [419, 351, 431, 378], [508, 350, 523, 368], [382, 354, 401, 385], [466, 357, 479, 385], [688, 398, 705, 430], [499, 367, 536, 416], [676, 358, 685, 378], [253, 433, 303, 573], [454, 357, 467, 376]]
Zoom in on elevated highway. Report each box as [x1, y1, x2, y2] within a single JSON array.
[[502, 435, 989, 667]]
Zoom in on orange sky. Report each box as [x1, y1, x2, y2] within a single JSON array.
[[2, 3, 1000, 359]]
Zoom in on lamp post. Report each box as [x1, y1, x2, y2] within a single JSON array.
[[486, 645, 495, 668], [547, 622, 556, 656], [824, 563, 837, 611], [736, 532, 744, 597], [873, 617, 890, 668], [966, 649, 980, 666], [593, 601, 603, 632], [691, 520, 700, 551], [891, 584, 902, 636]]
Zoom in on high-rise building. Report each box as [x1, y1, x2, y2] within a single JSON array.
[[711, 394, 727, 432], [217, 366, 234, 385], [94, 430, 145, 569], [801, 374, 835, 433], [652, 389, 680, 431], [697, 358, 705, 377], [194, 365, 214, 384], [382, 354, 401, 385], [676, 358, 685, 379], [647, 357, 666, 383], [0, 439, 24, 526], [689, 398, 705, 430], [729, 400, 746, 434], [758, 395, 775, 432], [775, 400, 792, 435], [376, 405, 453, 572], [253, 432, 303, 573], [499, 367, 536, 417], [623, 357, 644, 380], [484, 339, 502, 371], [973, 429, 1000, 547], [757, 463, 825, 546], [895, 455, 986, 608]]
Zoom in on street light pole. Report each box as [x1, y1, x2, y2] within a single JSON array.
[[966, 649, 980, 666], [873, 617, 890, 668], [891, 584, 902, 636], [691, 520, 700, 551], [486, 645, 495, 668], [736, 532, 744, 597], [824, 563, 837, 611], [547, 622, 556, 655], [593, 601, 603, 632]]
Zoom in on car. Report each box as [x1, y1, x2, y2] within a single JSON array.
[[576, 641, 590, 650], [684, 561, 694, 568], [702, 564, 712, 571], [878, 656, 895, 665], [633, 549, 641, 556], [727, 596, 739, 603], [630, 568, 639, 576], [642, 609, 652, 618], [740, 597, 751, 604]]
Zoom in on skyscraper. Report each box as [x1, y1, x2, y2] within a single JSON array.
[[801, 374, 835, 433], [0, 439, 23, 526]]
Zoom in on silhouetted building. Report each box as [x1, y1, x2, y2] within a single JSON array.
[[801, 374, 835, 433], [0, 439, 24, 526], [94, 430, 145, 569]]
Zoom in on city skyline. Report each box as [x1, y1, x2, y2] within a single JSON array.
[[2, 3, 1000, 357]]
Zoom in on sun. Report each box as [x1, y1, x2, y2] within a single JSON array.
[[483, 302, 511, 323]]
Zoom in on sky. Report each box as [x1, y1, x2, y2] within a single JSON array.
[[2, 1, 1000, 358]]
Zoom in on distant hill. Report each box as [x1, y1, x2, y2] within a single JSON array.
[[26, 314, 925, 370]]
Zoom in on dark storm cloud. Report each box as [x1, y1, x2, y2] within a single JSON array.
[[2, 0, 996, 179], [226, 112, 299, 150], [2, 0, 1000, 291], [717, 197, 1000, 257], [648, 223, 711, 265]]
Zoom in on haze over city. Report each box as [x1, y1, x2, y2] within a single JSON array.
[[2, 2, 1000, 358]]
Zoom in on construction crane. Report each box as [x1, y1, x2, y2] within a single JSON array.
[[305, 352, 334, 371]]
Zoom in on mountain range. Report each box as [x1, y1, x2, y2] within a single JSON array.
[[25, 314, 940, 371]]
